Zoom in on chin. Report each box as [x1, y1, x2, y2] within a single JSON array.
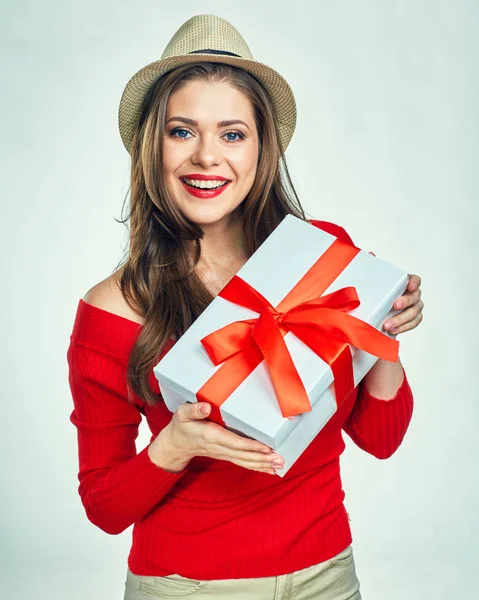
[[180, 204, 243, 226]]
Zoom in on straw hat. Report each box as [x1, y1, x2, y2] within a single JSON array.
[[118, 14, 296, 154]]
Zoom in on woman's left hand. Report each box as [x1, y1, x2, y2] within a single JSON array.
[[383, 274, 424, 335]]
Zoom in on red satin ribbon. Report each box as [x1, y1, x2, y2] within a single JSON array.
[[196, 238, 399, 425]]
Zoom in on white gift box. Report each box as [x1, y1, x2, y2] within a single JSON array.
[[154, 215, 408, 476]]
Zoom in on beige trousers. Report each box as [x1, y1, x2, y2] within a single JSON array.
[[123, 544, 362, 600]]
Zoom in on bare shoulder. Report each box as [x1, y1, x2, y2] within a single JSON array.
[[83, 266, 145, 325]]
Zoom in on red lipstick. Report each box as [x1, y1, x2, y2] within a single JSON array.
[[180, 174, 232, 199], [182, 174, 230, 180]]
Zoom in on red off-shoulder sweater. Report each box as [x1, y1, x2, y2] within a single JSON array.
[[67, 220, 414, 579]]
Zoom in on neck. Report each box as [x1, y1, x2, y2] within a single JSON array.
[[195, 211, 251, 269]]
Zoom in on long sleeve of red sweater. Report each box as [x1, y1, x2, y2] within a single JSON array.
[[67, 339, 187, 535], [342, 367, 413, 458]]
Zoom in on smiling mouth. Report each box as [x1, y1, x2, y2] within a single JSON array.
[[180, 177, 231, 190]]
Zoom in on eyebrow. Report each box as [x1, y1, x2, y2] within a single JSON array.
[[165, 116, 250, 130]]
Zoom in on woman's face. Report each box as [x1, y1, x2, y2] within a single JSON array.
[[162, 79, 259, 226]]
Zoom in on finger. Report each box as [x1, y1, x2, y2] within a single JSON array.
[[385, 302, 422, 330], [230, 456, 281, 474], [205, 423, 274, 455], [384, 303, 423, 333], [176, 402, 211, 422], [204, 443, 282, 469], [393, 287, 421, 310], [407, 273, 421, 292], [220, 447, 284, 466], [388, 311, 423, 334]]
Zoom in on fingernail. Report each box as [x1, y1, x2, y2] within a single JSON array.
[[395, 301, 403, 309], [271, 460, 283, 468], [384, 321, 393, 330]]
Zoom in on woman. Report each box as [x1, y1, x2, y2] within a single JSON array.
[[67, 14, 424, 600]]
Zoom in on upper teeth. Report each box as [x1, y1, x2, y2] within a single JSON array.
[[183, 178, 228, 189]]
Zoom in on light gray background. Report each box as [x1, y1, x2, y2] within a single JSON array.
[[2, 1, 477, 598]]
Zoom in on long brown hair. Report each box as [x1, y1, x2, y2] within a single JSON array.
[[115, 62, 308, 405]]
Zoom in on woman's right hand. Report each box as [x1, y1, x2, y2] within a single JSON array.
[[148, 402, 284, 475]]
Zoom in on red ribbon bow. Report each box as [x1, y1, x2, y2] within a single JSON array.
[[197, 238, 399, 425]]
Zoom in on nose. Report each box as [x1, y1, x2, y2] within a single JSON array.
[[190, 134, 222, 168]]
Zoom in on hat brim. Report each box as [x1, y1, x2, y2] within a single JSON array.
[[118, 53, 296, 154]]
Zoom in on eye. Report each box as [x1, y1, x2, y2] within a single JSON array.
[[223, 130, 245, 143], [168, 127, 193, 140]]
